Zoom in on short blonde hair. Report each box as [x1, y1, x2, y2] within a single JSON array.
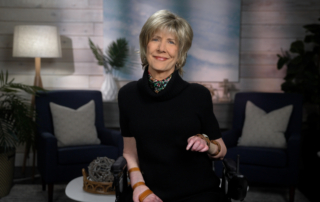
[[139, 10, 193, 75]]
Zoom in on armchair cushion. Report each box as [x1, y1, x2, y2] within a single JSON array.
[[226, 146, 287, 167], [50, 100, 100, 147], [238, 101, 293, 148], [58, 144, 118, 165]]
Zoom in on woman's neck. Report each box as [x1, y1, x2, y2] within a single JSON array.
[[148, 68, 175, 80]]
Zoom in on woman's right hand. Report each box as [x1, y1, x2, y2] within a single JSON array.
[[133, 185, 163, 202]]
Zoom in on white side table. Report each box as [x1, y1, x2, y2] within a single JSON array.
[[65, 176, 116, 202]]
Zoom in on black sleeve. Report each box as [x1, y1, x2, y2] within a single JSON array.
[[198, 88, 222, 140], [118, 87, 133, 137]]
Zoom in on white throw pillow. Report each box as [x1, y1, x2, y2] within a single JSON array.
[[237, 101, 293, 148], [49, 100, 100, 147]]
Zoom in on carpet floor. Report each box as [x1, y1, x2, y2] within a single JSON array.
[[1, 167, 315, 202], [0, 184, 311, 202]]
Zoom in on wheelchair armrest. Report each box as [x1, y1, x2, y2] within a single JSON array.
[[111, 156, 127, 174], [222, 158, 248, 201], [222, 158, 237, 173], [111, 156, 128, 201]]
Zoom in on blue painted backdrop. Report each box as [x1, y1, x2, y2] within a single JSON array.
[[103, 0, 241, 82]]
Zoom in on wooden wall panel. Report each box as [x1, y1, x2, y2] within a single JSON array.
[[6, 74, 89, 88], [0, 35, 103, 49], [242, 0, 320, 11], [0, 8, 102, 22], [241, 25, 306, 38], [0, 0, 89, 8], [241, 38, 298, 52], [0, 22, 95, 35], [240, 52, 279, 65], [242, 11, 320, 24], [0, 0, 102, 9], [0, 61, 103, 75], [0, 49, 96, 62], [94, 22, 103, 35], [240, 65, 287, 78]]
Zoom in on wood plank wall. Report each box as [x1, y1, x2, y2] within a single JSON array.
[[0, 0, 319, 166]]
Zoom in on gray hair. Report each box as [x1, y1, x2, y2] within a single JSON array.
[[139, 10, 193, 75]]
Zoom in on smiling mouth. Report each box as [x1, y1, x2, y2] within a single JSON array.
[[154, 56, 168, 61]]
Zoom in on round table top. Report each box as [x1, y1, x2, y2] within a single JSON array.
[[65, 176, 116, 202]]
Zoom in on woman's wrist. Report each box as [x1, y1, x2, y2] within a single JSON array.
[[134, 185, 153, 202], [207, 142, 218, 155], [196, 134, 210, 147], [132, 181, 145, 190], [129, 168, 145, 188], [208, 140, 221, 156]]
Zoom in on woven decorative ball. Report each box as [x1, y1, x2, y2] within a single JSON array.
[[82, 157, 116, 195], [88, 157, 115, 182]]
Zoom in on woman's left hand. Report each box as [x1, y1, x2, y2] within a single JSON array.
[[186, 135, 209, 152]]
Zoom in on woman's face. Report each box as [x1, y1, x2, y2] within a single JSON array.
[[146, 29, 179, 76]]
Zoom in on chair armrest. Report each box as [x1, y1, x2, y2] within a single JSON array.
[[222, 128, 241, 148], [97, 128, 123, 156], [36, 132, 58, 182], [287, 132, 301, 168]]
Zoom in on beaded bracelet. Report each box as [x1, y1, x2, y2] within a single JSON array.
[[132, 181, 145, 190], [139, 189, 153, 202], [128, 167, 140, 174], [195, 134, 210, 147]]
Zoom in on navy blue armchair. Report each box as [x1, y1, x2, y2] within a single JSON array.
[[214, 92, 303, 202], [35, 90, 123, 202]]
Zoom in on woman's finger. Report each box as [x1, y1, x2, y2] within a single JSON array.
[[144, 193, 158, 202], [186, 137, 196, 150], [191, 140, 201, 151], [187, 135, 196, 142], [199, 145, 209, 152], [195, 140, 208, 152]]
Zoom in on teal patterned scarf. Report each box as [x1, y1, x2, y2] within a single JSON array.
[[148, 71, 173, 93]]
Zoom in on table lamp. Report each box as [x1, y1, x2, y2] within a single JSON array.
[[12, 25, 62, 175], [13, 25, 62, 88]]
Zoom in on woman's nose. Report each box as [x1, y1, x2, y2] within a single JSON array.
[[158, 41, 166, 52]]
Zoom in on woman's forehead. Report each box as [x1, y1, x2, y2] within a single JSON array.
[[151, 28, 178, 39]]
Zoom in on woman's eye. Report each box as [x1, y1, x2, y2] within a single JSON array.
[[169, 41, 175, 44], [152, 38, 158, 41]]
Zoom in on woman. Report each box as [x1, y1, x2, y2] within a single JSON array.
[[118, 10, 227, 202]]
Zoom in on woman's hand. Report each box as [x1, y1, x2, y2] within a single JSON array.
[[186, 135, 209, 152], [133, 185, 163, 202]]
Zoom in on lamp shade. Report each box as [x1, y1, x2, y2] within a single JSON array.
[[13, 25, 62, 58]]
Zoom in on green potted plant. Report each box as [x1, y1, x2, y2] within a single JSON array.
[[277, 18, 320, 129], [0, 70, 43, 197], [89, 38, 129, 101]]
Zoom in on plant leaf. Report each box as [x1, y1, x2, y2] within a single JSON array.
[[106, 38, 129, 69], [88, 38, 105, 66], [277, 54, 290, 70], [289, 40, 304, 55]]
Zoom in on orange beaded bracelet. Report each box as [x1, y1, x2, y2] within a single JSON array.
[[132, 181, 145, 190], [128, 167, 140, 174], [139, 189, 153, 202]]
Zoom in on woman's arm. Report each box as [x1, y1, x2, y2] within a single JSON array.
[[186, 136, 227, 160], [207, 138, 227, 160], [123, 137, 163, 202]]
